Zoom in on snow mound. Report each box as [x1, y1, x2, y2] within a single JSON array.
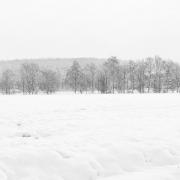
[[0, 149, 97, 180], [0, 94, 179, 179]]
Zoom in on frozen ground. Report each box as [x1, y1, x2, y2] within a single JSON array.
[[0, 94, 180, 179]]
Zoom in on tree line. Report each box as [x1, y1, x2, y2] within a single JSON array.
[[1, 56, 180, 94]]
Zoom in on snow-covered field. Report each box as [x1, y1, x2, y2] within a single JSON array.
[[0, 94, 180, 180]]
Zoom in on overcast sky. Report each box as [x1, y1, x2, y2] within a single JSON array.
[[0, 0, 180, 61]]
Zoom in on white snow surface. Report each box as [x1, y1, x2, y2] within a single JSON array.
[[0, 94, 180, 179]]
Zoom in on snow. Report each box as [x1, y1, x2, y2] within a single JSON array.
[[0, 94, 180, 179]]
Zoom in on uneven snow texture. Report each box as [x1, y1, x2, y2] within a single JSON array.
[[0, 94, 180, 179]]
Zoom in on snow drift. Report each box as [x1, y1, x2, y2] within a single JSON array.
[[0, 94, 179, 179]]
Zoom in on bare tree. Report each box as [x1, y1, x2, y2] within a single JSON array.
[[0, 69, 15, 94], [20, 63, 40, 94], [173, 63, 180, 92], [145, 57, 154, 93], [65, 61, 82, 93], [121, 63, 128, 93], [163, 60, 174, 92], [103, 57, 119, 93], [153, 56, 164, 93], [97, 70, 108, 94], [39, 69, 60, 94], [128, 60, 137, 93], [136, 60, 146, 93], [84, 63, 97, 93]]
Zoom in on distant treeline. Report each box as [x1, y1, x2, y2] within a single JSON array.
[[1, 56, 180, 94]]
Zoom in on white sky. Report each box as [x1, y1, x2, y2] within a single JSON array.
[[0, 0, 180, 61]]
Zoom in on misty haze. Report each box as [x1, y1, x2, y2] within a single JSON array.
[[0, 0, 180, 180]]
